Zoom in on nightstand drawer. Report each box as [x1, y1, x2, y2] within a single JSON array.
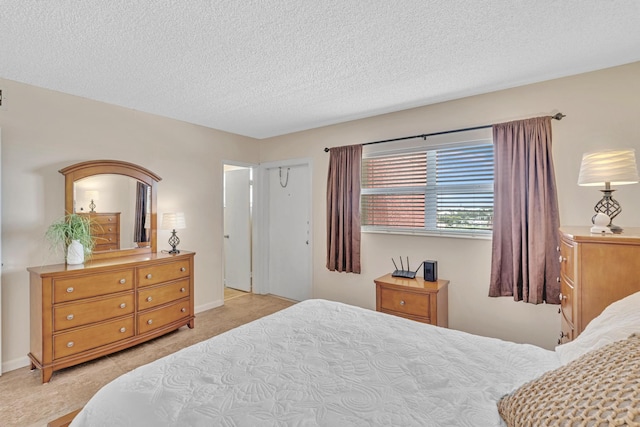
[[379, 287, 431, 318], [375, 274, 449, 327]]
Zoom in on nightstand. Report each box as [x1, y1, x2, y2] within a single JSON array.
[[374, 273, 449, 327]]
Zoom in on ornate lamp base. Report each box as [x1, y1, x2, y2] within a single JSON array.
[[593, 188, 623, 233], [168, 229, 181, 254]]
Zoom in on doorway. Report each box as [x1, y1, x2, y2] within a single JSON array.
[[223, 164, 253, 298]]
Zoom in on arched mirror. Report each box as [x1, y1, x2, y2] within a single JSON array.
[[60, 160, 162, 260]]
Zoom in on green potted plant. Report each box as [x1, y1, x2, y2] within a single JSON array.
[[45, 213, 96, 264]]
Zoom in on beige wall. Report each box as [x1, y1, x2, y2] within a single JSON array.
[[259, 62, 640, 350], [0, 78, 259, 371], [1, 62, 638, 372]]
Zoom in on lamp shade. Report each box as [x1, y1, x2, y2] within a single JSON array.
[[161, 212, 186, 230], [578, 149, 639, 186], [84, 190, 100, 201]]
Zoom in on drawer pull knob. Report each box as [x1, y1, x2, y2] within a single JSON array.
[[120, 327, 126, 333], [181, 307, 186, 313], [400, 300, 405, 306], [559, 255, 566, 263], [556, 246, 560, 252], [559, 293, 566, 301], [146, 296, 153, 302], [66, 287, 74, 293], [180, 287, 186, 293], [556, 277, 560, 283], [559, 331, 568, 338], [557, 338, 562, 345], [108, 218, 113, 221], [108, 228, 112, 232], [147, 319, 153, 325], [120, 303, 126, 309], [180, 267, 186, 272], [66, 314, 74, 321], [146, 274, 152, 279], [67, 341, 74, 348], [558, 308, 561, 314], [119, 278, 126, 284]]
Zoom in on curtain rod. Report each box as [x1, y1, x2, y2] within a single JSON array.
[[323, 112, 566, 152]]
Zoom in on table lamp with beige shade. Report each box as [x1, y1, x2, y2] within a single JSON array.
[[578, 149, 639, 233]]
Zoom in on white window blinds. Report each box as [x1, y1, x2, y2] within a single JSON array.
[[361, 141, 494, 235]]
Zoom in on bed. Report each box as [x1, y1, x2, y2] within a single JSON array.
[[70, 295, 640, 426]]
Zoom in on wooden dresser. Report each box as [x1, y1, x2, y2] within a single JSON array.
[[558, 227, 640, 344], [28, 251, 195, 383], [375, 273, 449, 327], [80, 212, 121, 251]]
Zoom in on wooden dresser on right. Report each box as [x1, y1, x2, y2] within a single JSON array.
[[558, 227, 640, 344]]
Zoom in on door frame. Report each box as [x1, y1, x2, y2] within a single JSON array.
[[254, 158, 313, 297], [221, 160, 257, 299]]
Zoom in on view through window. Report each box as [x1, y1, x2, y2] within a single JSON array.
[[361, 140, 494, 236]]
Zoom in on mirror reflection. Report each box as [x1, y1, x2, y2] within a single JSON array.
[[73, 174, 151, 252]]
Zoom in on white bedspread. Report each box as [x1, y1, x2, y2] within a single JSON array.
[[71, 299, 559, 427]]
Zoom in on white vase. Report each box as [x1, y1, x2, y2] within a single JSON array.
[[67, 239, 85, 265]]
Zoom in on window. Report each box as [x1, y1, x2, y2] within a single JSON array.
[[361, 140, 494, 236]]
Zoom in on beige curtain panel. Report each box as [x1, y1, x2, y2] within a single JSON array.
[[489, 116, 561, 304], [326, 144, 362, 274]]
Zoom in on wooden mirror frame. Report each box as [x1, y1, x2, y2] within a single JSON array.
[[60, 160, 162, 260]]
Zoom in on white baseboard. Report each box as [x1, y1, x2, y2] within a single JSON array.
[[2, 355, 31, 374], [1, 301, 224, 375], [195, 299, 223, 313]]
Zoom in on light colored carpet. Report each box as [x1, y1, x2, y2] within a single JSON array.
[[224, 286, 250, 301], [0, 294, 294, 427]]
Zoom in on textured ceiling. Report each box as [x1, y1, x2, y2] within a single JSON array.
[[1, 1, 639, 139]]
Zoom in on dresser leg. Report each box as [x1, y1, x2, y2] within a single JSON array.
[[188, 319, 195, 329], [41, 368, 53, 384]]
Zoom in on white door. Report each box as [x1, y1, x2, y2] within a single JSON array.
[[0, 128, 2, 375], [224, 168, 252, 292], [267, 163, 311, 301]]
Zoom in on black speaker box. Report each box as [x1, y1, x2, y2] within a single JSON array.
[[423, 260, 438, 282]]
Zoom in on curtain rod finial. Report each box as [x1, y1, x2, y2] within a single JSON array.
[[552, 112, 566, 121], [324, 147, 330, 152]]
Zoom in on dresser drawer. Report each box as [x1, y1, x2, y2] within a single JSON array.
[[559, 276, 574, 325], [93, 223, 118, 234], [137, 260, 190, 287], [95, 233, 119, 245], [94, 243, 119, 251], [559, 239, 575, 282], [53, 269, 134, 303], [91, 214, 119, 225], [559, 312, 575, 345], [138, 298, 190, 334], [91, 224, 119, 236], [379, 287, 431, 319], [53, 293, 135, 332], [138, 279, 190, 310], [54, 316, 134, 359]]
